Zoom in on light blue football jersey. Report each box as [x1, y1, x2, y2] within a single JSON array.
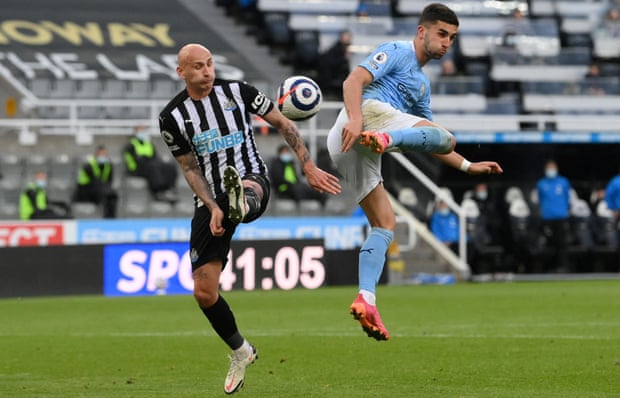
[[359, 41, 433, 121]]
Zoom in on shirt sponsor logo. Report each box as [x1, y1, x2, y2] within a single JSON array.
[[397, 83, 415, 109], [192, 128, 243, 153]]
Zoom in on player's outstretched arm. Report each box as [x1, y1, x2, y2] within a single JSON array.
[[432, 151, 503, 175], [264, 109, 342, 195]]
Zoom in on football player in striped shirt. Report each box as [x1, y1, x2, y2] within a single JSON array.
[[159, 43, 340, 394]]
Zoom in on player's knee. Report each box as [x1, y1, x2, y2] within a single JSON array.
[[193, 285, 218, 307], [433, 127, 456, 154], [374, 212, 396, 232]]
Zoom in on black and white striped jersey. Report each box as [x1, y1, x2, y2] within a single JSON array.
[[159, 78, 274, 201]]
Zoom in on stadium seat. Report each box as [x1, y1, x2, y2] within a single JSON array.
[[49, 79, 76, 99], [148, 201, 174, 218], [75, 80, 103, 99], [484, 96, 520, 114], [258, 0, 358, 14], [357, 0, 392, 17], [47, 180, 74, 205], [259, 12, 293, 53], [121, 199, 150, 218], [590, 201, 620, 272], [504, 186, 525, 207], [29, 78, 52, 98], [507, 198, 547, 273], [398, 187, 418, 207], [0, 202, 18, 220], [100, 79, 126, 99], [462, 198, 505, 275], [22, 154, 48, 180], [71, 202, 100, 219], [125, 80, 150, 99], [568, 198, 595, 271], [299, 199, 324, 216], [78, 105, 105, 119], [123, 176, 149, 196], [172, 199, 195, 218], [270, 197, 299, 216], [48, 153, 73, 178], [47, 154, 75, 202], [37, 105, 71, 119], [125, 106, 151, 119], [150, 79, 179, 99], [292, 30, 320, 75], [0, 154, 24, 183]]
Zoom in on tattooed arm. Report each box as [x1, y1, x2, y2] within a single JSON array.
[[175, 152, 225, 236], [263, 108, 341, 195], [266, 113, 312, 170]]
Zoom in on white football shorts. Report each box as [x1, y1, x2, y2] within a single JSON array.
[[326, 99, 427, 203]]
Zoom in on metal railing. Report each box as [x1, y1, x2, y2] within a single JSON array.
[[3, 95, 620, 278]]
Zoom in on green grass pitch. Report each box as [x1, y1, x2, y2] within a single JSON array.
[[1, 281, 619, 397]]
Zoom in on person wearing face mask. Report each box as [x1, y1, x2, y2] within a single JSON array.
[[430, 199, 460, 253], [536, 159, 572, 272], [73, 145, 119, 218], [20, 171, 72, 220], [471, 182, 504, 244], [269, 144, 328, 209], [123, 125, 178, 203]]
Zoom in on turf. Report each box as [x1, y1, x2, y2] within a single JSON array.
[[1, 281, 619, 397]]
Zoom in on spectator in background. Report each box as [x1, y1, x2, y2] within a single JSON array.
[[590, 186, 607, 211], [595, 6, 620, 38], [583, 62, 607, 95], [585, 62, 602, 78], [501, 7, 535, 48], [123, 125, 178, 203], [471, 182, 504, 244], [74, 145, 118, 218], [536, 160, 572, 272], [317, 30, 352, 100], [492, 8, 534, 95], [19, 171, 71, 220], [605, 167, 620, 219], [269, 144, 328, 207], [430, 199, 460, 253], [356, 1, 369, 16], [440, 57, 458, 76]]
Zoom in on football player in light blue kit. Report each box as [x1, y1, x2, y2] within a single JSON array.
[[327, 3, 503, 341]]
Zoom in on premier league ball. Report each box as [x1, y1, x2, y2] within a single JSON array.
[[277, 75, 322, 121]]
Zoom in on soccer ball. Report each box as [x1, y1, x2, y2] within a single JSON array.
[[277, 75, 322, 121]]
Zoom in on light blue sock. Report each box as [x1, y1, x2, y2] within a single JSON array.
[[359, 227, 394, 294], [389, 126, 453, 154]]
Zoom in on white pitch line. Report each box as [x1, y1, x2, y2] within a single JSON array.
[[0, 330, 617, 340]]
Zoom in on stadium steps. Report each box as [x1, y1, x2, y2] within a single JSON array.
[[178, 0, 293, 93], [400, 239, 452, 278]]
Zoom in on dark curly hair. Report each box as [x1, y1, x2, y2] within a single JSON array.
[[419, 3, 459, 27]]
